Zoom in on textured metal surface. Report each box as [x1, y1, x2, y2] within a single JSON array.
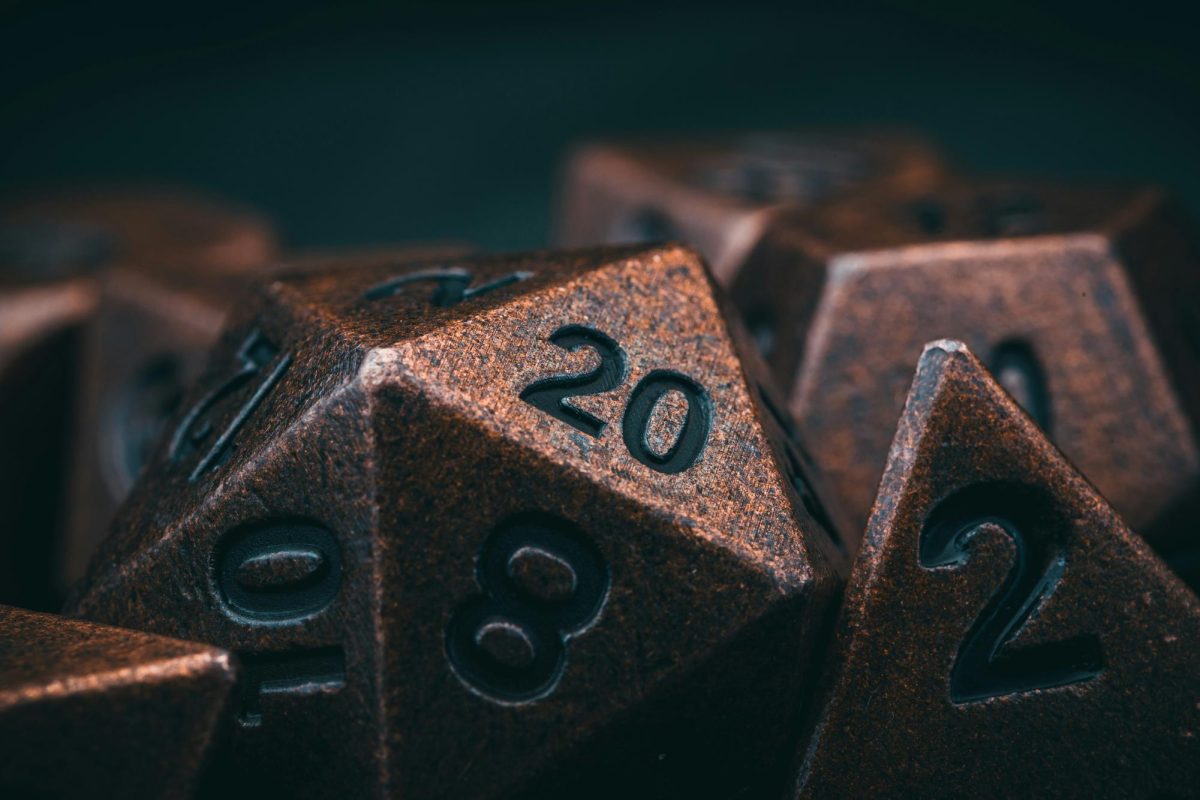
[[0, 188, 275, 611], [0, 604, 236, 799], [791, 340, 1200, 798], [735, 178, 1200, 559], [555, 130, 945, 286], [67, 244, 845, 798], [62, 244, 467, 593]]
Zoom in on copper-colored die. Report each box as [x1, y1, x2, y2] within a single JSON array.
[[67, 244, 845, 798], [554, 131, 945, 286], [0, 604, 236, 798], [62, 244, 467, 592], [741, 179, 1200, 554], [0, 188, 275, 610], [791, 340, 1200, 797]]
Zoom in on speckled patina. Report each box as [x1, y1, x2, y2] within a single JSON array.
[[62, 243, 466, 592], [0, 604, 236, 798], [792, 340, 1200, 798], [67, 244, 846, 798]]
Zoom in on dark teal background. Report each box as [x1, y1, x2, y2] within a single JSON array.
[[3, 2, 1197, 251]]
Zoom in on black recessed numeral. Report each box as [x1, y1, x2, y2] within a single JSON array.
[[446, 513, 608, 703], [989, 340, 1052, 434], [519, 325, 627, 438], [622, 371, 711, 474], [236, 648, 346, 728], [520, 324, 712, 473], [920, 483, 1103, 703], [364, 268, 531, 306], [170, 329, 290, 482], [214, 521, 342, 623], [215, 521, 345, 726]]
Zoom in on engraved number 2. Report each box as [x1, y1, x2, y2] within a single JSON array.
[[920, 483, 1103, 703]]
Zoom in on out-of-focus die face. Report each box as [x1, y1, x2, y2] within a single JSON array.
[[62, 246, 466, 592], [555, 132, 945, 286], [0, 189, 275, 611], [742, 179, 1200, 548], [69, 245, 845, 798]]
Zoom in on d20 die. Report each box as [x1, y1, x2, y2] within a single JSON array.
[[0, 187, 274, 610], [555, 130, 945, 287], [68, 245, 846, 799], [0, 605, 236, 798], [62, 244, 467, 591], [792, 341, 1200, 798], [742, 178, 1200, 551]]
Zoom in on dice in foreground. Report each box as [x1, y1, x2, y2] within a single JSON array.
[[0, 605, 235, 798], [69, 245, 846, 798], [792, 341, 1200, 797]]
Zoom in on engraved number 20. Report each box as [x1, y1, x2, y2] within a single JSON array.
[[520, 324, 712, 474]]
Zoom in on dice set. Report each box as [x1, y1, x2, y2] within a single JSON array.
[[2, 132, 1198, 798]]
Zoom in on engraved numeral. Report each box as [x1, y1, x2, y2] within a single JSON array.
[[920, 483, 1103, 703], [237, 648, 346, 728], [446, 513, 608, 703], [520, 324, 712, 474], [214, 521, 342, 622], [519, 325, 627, 437], [364, 268, 531, 306], [622, 371, 711, 474], [988, 340, 1052, 434], [214, 521, 345, 725], [170, 329, 290, 482]]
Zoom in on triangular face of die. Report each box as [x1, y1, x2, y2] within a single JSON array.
[[359, 243, 844, 797], [793, 340, 1200, 798]]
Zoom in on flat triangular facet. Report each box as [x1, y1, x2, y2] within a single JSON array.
[[794, 339, 1200, 798]]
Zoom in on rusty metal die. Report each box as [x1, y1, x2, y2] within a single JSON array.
[[62, 244, 469, 593], [554, 130, 946, 287], [791, 340, 1200, 798], [0, 604, 236, 798], [736, 177, 1200, 558], [67, 244, 845, 798], [0, 187, 275, 611]]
